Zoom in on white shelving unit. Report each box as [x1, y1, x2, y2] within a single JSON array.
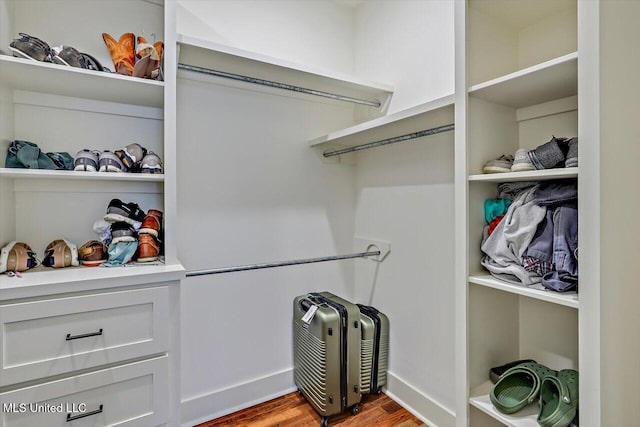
[[309, 94, 454, 156], [468, 52, 578, 109], [176, 33, 393, 114], [468, 168, 578, 182], [0, 55, 164, 108], [0, 168, 164, 182], [456, 1, 582, 426], [468, 274, 579, 309]]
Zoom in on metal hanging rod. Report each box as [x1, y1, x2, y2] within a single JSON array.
[[186, 250, 381, 277], [323, 123, 455, 158], [177, 63, 382, 108]]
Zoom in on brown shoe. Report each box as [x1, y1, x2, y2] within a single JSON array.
[[137, 234, 159, 262], [139, 209, 163, 237], [102, 32, 135, 76], [78, 240, 108, 267]]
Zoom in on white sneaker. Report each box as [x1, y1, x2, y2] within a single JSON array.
[[511, 149, 535, 172]]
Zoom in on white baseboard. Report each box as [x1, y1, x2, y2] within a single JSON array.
[[384, 371, 456, 427], [181, 368, 296, 426]]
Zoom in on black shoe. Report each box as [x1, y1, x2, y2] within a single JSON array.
[[110, 222, 136, 244], [104, 199, 146, 225], [489, 359, 537, 383]]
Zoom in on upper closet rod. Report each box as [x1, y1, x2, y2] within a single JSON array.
[[323, 123, 455, 158], [186, 250, 381, 277], [177, 63, 382, 108]]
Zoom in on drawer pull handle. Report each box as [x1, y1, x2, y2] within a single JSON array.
[[66, 328, 103, 341], [66, 404, 103, 422]]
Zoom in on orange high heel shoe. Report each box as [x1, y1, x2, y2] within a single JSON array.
[[102, 32, 135, 76]]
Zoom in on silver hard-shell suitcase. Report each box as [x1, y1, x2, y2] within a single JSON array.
[[293, 292, 361, 426], [358, 304, 389, 395]]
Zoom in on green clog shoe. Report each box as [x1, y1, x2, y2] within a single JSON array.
[[538, 369, 579, 427], [490, 362, 556, 414]]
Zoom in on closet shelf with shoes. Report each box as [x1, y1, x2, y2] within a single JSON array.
[[0, 168, 164, 182], [468, 52, 578, 109], [176, 34, 393, 111], [0, 55, 164, 108], [308, 94, 454, 159], [468, 274, 579, 309], [469, 380, 540, 427]]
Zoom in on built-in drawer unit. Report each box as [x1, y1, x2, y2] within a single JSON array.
[[0, 355, 168, 427], [0, 286, 169, 386]]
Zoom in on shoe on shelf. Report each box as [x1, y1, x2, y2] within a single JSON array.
[[483, 155, 514, 174], [110, 222, 136, 244], [102, 32, 135, 76], [565, 137, 578, 168], [0, 241, 38, 273], [139, 209, 163, 237], [137, 233, 160, 262], [74, 149, 100, 172], [78, 240, 108, 266], [489, 359, 537, 384], [538, 370, 579, 427], [115, 143, 147, 171], [490, 362, 555, 414], [9, 33, 53, 62], [528, 136, 567, 170], [98, 150, 127, 172], [51, 46, 106, 71], [104, 199, 146, 225], [511, 149, 535, 172], [42, 239, 79, 268], [133, 36, 164, 80], [140, 151, 163, 174]]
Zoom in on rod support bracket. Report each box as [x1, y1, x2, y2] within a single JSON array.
[[355, 237, 390, 262]]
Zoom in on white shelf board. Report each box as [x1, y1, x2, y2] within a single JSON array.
[[469, 52, 578, 108], [0, 168, 164, 182], [309, 95, 455, 153], [468, 168, 578, 182], [470, 381, 540, 427], [177, 34, 393, 106], [0, 263, 186, 301], [0, 55, 164, 108], [469, 274, 579, 309]]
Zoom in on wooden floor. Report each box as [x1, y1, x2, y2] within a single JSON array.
[[196, 392, 427, 427]]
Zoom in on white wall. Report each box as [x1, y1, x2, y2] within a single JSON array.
[[599, 1, 640, 424], [353, 0, 455, 114], [352, 1, 456, 424], [175, 1, 359, 424], [177, 0, 354, 75]]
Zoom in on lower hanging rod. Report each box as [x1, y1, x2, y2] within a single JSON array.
[[186, 250, 381, 277], [323, 123, 455, 158], [177, 63, 381, 108]]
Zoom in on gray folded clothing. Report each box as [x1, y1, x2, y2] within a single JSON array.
[[497, 181, 538, 200]]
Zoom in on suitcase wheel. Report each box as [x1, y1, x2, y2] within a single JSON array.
[[351, 404, 359, 415], [376, 386, 383, 394], [321, 416, 329, 427]]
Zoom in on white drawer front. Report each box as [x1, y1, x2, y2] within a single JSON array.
[[0, 287, 169, 386], [0, 356, 168, 427]]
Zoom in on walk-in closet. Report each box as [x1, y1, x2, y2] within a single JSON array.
[[1, 1, 639, 426]]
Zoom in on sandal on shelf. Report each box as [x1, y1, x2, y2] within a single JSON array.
[[538, 370, 579, 427], [102, 32, 135, 76], [490, 362, 555, 414], [9, 33, 54, 62]]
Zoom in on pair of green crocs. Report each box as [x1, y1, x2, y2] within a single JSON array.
[[490, 362, 578, 427]]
